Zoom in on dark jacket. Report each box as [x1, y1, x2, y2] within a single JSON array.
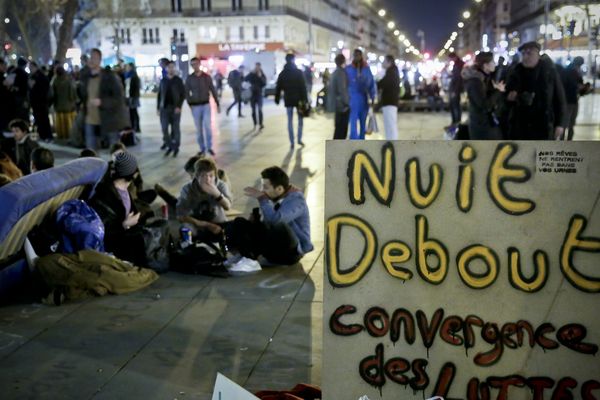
[[3, 135, 39, 175], [244, 71, 267, 98], [462, 66, 503, 140], [157, 75, 185, 110], [80, 68, 129, 134], [377, 65, 400, 106], [126, 72, 141, 99], [51, 75, 77, 113], [326, 66, 349, 113], [560, 65, 584, 105], [449, 58, 465, 93], [275, 63, 308, 107], [29, 70, 50, 108], [185, 72, 219, 106], [227, 69, 243, 91], [505, 55, 568, 140], [0, 70, 15, 131], [12, 67, 30, 115]]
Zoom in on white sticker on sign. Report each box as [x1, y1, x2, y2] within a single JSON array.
[[211, 373, 259, 400], [536, 149, 587, 175]]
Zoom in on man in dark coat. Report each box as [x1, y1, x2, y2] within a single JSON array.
[[79, 48, 128, 150], [326, 53, 350, 140], [244, 62, 267, 130], [5, 119, 39, 175], [275, 53, 308, 149], [12, 58, 30, 122], [28, 62, 53, 142], [447, 52, 465, 127], [560, 56, 590, 140], [377, 55, 400, 140], [226, 65, 245, 117], [0, 59, 14, 132], [506, 41, 567, 140], [157, 61, 186, 156], [125, 63, 141, 133]]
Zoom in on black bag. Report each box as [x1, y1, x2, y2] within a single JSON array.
[[169, 243, 229, 278], [297, 100, 311, 118], [142, 219, 173, 273]]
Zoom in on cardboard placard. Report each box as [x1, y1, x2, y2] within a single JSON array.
[[323, 141, 600, 399], [212, 373, 259, 400]]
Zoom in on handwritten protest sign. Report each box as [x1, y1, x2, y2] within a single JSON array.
[[323, 141, 599, 399]]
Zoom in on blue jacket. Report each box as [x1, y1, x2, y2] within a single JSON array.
[[258, 187, 313, 255], [346, 62, 376, 104]]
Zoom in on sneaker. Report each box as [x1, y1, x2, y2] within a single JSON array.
[[228, 257, 262, 273], [224, 253, 243, 267]]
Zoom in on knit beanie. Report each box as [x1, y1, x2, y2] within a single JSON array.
[[113, 151, 138, 179]]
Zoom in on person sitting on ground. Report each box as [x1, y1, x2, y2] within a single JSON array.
[[79, 148, 98, 158], [184, 154, 230, 188], [30, 147, 54, 172], [0, 173, 12, 188], [241, 166, 313, 265], [0, 151, 23, 180], [89, 151, 147, 266], [5, 119, 39, 175], [177, 158, 232, 241]]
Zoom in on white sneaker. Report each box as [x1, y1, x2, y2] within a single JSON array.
[[228, 257, 262, 273], [224, 253, 243, 267]]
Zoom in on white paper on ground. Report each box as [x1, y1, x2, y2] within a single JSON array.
[[211, 373, 259, 400]]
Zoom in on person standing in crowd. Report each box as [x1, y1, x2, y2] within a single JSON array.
[[560, 56, 590, 140], [275, 53, 308, 149], [185, 57, 220, 156], [28, 61, 53, 142], [326, 53, 350, 140], [244, 62, 267, 130], [214, 70, 224, 99], [425, 77, 443, 112], [226, 65, 245, 117], [462, 51, 505, 140], [322, 68, 331, 89], [506, 41, 567, 140], [157, 61, 185, 157], [377, 55, 400, 140], [159, 57, 170, 79], [5, 119, 39, 175], [346, 48, 376, 140], [447, 52, 465, 128], [124, 63, 141, 133], [80, 48, 128, 150], [303, 63, 314, 105], [30, 147, 54, 172], [495, 56, 509, 83], [0, 59, 13, 132], [11, 58, 30, 122], [51, 66, 77, 141]]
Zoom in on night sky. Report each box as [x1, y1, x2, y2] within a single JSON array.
[[382, 0, 471, 54]]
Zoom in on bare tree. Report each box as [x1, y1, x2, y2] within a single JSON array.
[[54, 0, 79, 62]]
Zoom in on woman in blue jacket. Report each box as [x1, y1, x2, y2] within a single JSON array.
[[346, 49, 376, 140]]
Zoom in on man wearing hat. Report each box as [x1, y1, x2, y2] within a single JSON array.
[[560, 56, 591, 140], [90, 151, 147, 266], [505, 41, 567, 140]]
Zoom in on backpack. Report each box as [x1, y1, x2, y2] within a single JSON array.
[[170, 242, 229, 278], [55, 199, 105, 254]]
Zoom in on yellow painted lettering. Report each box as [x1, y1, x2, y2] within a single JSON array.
[[406, 158, 443, 209], [348, 142, 395, 206], [457, 245, 499, 289], [381, 241, 412, 281], [457, 144, 476, 213], [415, 215, 448, 284], [560, 215, 600, 293], [508, 248, 548, 293]]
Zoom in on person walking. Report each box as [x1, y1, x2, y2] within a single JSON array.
[[275, 53, 308, 149], [560, 56, 590, 140], [377, 55, 400, 140], [28, 61, 53, 142], [244, 62, 267, 130], [226, 65, 245, 117], [124, 63, 141, 133], [214, 71, 224, 99], [303, 63, 314, 105], [51, 66, 77, 141], [505, 41, 567, 140], [326, 53, 350, 140], [185, 57, 220, 156], [447, 52, 465, 128], [80, 48, 129, 150], [157, 61, 185, 157], [462, 51, 505, 140], [346, 49, 376, 140]]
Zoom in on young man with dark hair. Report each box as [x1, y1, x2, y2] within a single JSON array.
[[185, 57, 220, 156], [243, 166, 313, 265], [30, 147, 54, 172], [158, 61, 185, 156], [447, 52, 465, 128], [275, 54, 308, 148], [6, 119, 39, 175], [378, 55, 400, 140]]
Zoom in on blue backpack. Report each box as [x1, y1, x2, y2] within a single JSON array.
[[56, 199, 105, 253]]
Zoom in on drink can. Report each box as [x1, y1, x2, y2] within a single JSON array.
[[161, 203, 169, 219], [180, 227, 192, 245]]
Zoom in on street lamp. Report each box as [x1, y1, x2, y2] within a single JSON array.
[[4, 18, 9, 24], [458, 22, 465, 28], [387, 21, 395, 29], [394, 30, 400, 36], [463, 11, 471, 19], [378, 9, 386, 17]]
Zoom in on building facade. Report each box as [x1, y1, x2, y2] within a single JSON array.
[[77, 0, 404, 85]]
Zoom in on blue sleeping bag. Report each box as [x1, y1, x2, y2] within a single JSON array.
[[56, 199, 105, 253]]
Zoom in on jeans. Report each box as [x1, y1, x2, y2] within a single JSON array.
[[286, 107, 303, 145], [250, 95, 264, 126], [160, 108, 182, 151], [564, 103, 578, 140], [449, 91, 462, 124], [84, 123, 118, 150], [381, 106, 398, 140], [190, 104, 213, 153], [227, 89, 242, 116], [349, 100, 368, 140], [333, 110, 349, 139], [32, 104, 52, 140]]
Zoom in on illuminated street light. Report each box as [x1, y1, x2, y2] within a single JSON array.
[[394, 30, 400, 36], [387, 21, 395, 29], [378, 9, 386, 17], [475, 0, 482, 2], [4, 18, 9, 24], [463, 11, 471, 19], [458, 22, 465, 28], [399, 34, 405, 41]]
